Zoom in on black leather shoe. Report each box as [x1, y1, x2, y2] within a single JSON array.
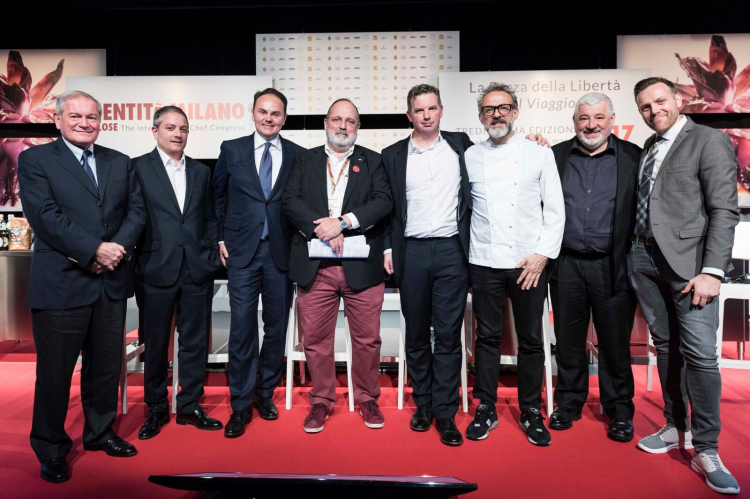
[[83, 436, 137, 457], [549, 409, 581, 430], [255, 397, 279, 420], [176, 407, 223, 430], [224, 410, 252, 438], [435, 418, 463, 446], [410, 404, 433, 432], [608, 418, 634, 442], [40, 457, 69, 483], [138, 408, 169, 440]]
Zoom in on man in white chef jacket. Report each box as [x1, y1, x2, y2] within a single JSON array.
[[464, 82, 565, 447]]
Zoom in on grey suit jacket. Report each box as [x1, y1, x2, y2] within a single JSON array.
[[646, 116, 739, 280]]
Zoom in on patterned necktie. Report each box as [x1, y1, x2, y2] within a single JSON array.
[[80, 149, 98, 190], [259, 142, 272, 239], [635, 136, 667, 236]]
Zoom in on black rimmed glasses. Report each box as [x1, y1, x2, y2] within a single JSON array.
[[481, 104, 515, 117]]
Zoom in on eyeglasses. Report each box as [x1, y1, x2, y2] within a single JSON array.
[[481, 104, 515, 117]]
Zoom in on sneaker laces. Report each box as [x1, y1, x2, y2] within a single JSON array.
[[415, 405, 431, 419], [655, 424, 676, 437], [309, 404, 328, 420], [704, 453, 730, 474], [361, 400, 379, 415], [526, 408, 545, 423], [474, 404, 493, 421]]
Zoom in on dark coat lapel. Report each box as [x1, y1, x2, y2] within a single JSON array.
[[394, 138, 409, 223], [443, 132, 470, 218], [148, 148, 181, 213], [239, 133, 265, 198], [317, 148, 329, 204], [94, 145, 111, 200], [342, 146, 364, 210], [270, 136, 292, 199], [658, 117, 693, 177], [53, 138, 99, 199], [183, 157, 196, 213]]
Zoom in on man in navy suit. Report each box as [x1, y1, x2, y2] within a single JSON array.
[[213, 88, 305, 437], [18, 90, 145, 483], [133, 106, 223, 440]]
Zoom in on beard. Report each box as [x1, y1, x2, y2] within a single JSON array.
[[327, 129, 357, 150], [485, 118, 513, 139], [576, 127, 610, 150]]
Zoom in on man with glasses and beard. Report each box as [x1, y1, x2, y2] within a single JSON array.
[[283, 98, 392, 433], [548, 93, 641, 442], [464, 83, 564, 446]]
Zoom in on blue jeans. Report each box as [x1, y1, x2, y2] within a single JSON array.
[[627, 241, 721, 452]]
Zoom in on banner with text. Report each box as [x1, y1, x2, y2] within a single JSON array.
[[67, 76, 272, 159], [439, 70, 651, 147]]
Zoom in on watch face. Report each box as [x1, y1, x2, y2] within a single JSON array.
[[340, 219, 348, 228]]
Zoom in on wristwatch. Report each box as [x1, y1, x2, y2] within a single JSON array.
[[338, 216, 348, 229]]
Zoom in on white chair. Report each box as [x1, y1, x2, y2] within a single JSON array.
[[716, 221, 750, 370], [285, 294, 354, 412], [119, 297, 145, 415], [379, 293, 407, 409]]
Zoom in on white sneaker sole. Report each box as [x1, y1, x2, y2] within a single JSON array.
[[303, 415, 328, 433], [691, 460, 741, 495], [637, 440, 694, 454], [518, 421, 551, 446], [468, 420, 498, 441], [360, 410, 385, 429]]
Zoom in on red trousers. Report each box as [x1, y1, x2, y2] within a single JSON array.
[[297, 263, 384, 411]]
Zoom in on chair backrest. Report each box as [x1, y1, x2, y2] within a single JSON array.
[[732, 222, 750, 261]]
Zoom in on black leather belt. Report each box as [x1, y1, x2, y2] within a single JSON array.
[[631, 235, 657, 246]]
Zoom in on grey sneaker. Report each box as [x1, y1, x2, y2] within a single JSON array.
[[637, 424, 693, 454], [691, 451, 740, 495], [466, 402, 498, 441]]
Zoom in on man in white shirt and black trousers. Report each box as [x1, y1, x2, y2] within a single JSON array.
[[464, 83, 565, 446]]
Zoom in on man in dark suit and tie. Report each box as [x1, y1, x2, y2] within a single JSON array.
[[213, 88, 305, 437], [283, 98, 392, 433], [629, 77, 740, 494], [549, 92, 641, 442], [18, 90, 145, 483], [133, 106, 223, 439]]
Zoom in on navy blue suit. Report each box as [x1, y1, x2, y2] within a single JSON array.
[[213, 133, 305, 411], [18, 137, 145, 462]]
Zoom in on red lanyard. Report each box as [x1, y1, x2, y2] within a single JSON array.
[[327, 156, 350, 195]]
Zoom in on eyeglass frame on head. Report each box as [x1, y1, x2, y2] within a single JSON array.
[[480, 104, 516, 117]]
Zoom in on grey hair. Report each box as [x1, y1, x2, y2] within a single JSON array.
[[476, 83, 518, 111], [325, 98, 360, 123], [574, 92, 614, 115], [55, 90, 102, 117], [153, 105, 189, 128]]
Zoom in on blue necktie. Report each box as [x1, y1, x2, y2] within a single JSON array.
[[259, 142, 272, 240], [81, 149, 98, 191]]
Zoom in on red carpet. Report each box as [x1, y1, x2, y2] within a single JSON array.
[[0, 357, 748, 498]]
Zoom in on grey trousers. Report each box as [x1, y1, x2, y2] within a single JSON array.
[[627, 241, 721, 453]]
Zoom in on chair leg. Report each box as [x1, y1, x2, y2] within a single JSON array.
[[541, 299, 553, 416], [171, 330, 179, 414], [345, 317, 354, 412], [398, 319, 405, 410], [120, 327, 128, 415], [285, 293, 297, 411], [717, 296, 727, 371], [647, 329, 654, 392]]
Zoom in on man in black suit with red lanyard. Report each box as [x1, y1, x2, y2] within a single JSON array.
[[18, 90, 145, 483]]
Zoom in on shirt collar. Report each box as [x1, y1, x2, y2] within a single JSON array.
[[408, 132, 443, 154], [485, 132, 522, 149], [659, 115, 687, 141], [254, 132, 281, 151], [156, 146, 186, 170], [571, 134, 617, 156], [61, 137, 94, 160], [324, 143, 355, 162]]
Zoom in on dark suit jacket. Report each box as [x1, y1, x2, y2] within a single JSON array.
[[551, 135, 642, 293], [133, 148, 221, 286], [282, 144, 392, 290], [380, 130, 473, 287], [644, 117, 739, 280], [18, 138, 145, 310], [213, 133, 305, 270]]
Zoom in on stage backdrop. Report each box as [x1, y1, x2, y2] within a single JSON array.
[[439, 69, 652, 147], [67, 76, 272, 159], [283, 129, 409, 151], [257, 31, 459, 115]]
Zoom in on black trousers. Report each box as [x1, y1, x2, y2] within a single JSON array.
[[470, 264, 547, 411], [135, 256, 213, 414], [400, 236, 468, 419], [30, 287, 126, 463], [549, 252, 636, 419]]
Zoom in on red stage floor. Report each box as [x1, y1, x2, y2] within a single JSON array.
[[0, 356, 748, 498]]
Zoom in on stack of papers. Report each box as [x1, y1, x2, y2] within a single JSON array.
[[308, 235, 370, 259]]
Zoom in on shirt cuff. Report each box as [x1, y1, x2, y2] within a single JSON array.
[[701, 267, 725, 278], [219, 241, 224, 245], [383, 248, 392, 255], [345, 212, 360, 229]]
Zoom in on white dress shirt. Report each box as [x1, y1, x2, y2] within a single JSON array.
[[643, 115, 722, 277], [157, 146, 186, 213], [254, 133, 283, 187], [324, 144, 359, 229], [466, 133, 565, 268], [404, 132, 460, 238], [61, 137, 97, 184]]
